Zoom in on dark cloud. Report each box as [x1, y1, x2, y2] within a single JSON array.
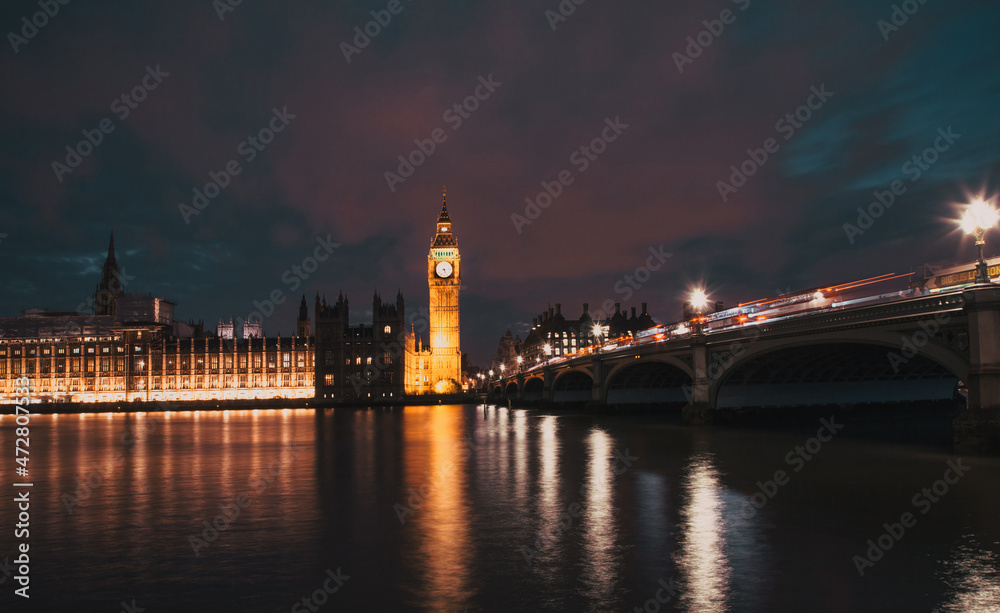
[[1, 0, 999, 364]]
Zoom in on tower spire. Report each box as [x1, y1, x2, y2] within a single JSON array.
[[438, 187, 451, 224], [107, 230, 116, 262]]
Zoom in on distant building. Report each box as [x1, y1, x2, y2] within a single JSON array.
[[518, 302, 656, 365], [491, 329, 522, 374], [93, 232, 125, 317], [217, 318, 235, 340], [116, 295, 175, 325], [0, 233, 312, 404], [313, 292, 406, 401]]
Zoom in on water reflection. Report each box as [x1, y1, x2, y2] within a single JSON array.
[[935, 535, 1000, 612], [534, 415, 563, 572], [6, 407, 1000, 612], [676, 452, 732, 612], [580, 428, 618, 609], [403, 406, 474, 610]]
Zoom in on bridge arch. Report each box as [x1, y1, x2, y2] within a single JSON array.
[[504, 381, 519, 400], [710, 336, 966, 409], [605, 359, 693, 405], [553, 370, 593, 403], [523, 376, 544, 402]]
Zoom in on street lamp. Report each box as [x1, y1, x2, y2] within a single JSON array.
[[516, 355, 523, 373], [500, 364, 506, 377], [960, 197, 999, 284], [690, 288, 709, 332]]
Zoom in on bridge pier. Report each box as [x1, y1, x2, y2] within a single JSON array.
[[954, 286, 1000, 454], [541, 369, 554, 404], [590, 358, 608, 405], [682, 333, 718, 425]]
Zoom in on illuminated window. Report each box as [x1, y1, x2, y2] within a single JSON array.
[[324, 374, 334, 385], [366, 357, 372, 365], [384, 325, 391, 334], [102, 347, 110, 354], [355, 357, 361, 365]]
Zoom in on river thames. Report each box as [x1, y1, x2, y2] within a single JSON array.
[[2, 405, 999, 612]]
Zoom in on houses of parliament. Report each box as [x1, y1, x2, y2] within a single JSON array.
[[0, 194, 464, 404]]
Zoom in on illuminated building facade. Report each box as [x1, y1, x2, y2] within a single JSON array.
[[0, 233, 313, 405], [410, 191, 463, 393], [0, 314, 313, 403]]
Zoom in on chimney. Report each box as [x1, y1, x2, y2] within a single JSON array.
[[631, 307, 636, 318], [615, 303, 621, 315], [532, 317, 537, 326], [555, 303, 561, 315], [641, 302, 647, 314], [549, 306, 554, 319], [583, 303, 589, 316]]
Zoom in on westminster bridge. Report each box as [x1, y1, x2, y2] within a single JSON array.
[[489, 285, 1000, 453]]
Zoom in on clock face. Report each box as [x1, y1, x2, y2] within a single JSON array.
[[435, 261, 453, 278]]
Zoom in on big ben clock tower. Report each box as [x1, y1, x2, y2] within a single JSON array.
[[427, 189, 462, 390]]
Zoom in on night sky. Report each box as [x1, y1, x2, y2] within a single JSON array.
[[2, 0, 999, 366]]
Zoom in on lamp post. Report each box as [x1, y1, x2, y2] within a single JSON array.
[[516, 355, 523, 373], [690, 288, 709, 333], [592, 323, 603, 352], [960, 197, 999, 284]]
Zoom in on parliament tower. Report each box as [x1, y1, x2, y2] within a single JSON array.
[[427, 190, 462, 390]]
